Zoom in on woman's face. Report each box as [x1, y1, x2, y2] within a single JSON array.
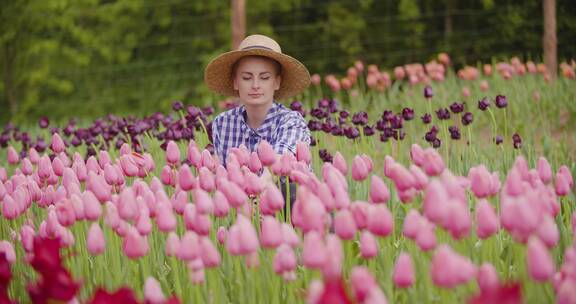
[[233, 56, 281, 107]]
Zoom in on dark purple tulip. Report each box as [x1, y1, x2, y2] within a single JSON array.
[[310, 136, 317, 146], [383, 127, 397, 139], [375, 120, 387, 131], [432, 138, 441, 148], [319, 149, 333, 162], [382, 110, 394, 122], [425, 131, 437, 143], [435, 108, 451, 120], [449, 102, 464, 114], [512, 133, 522, 149], [421, 113, 432, 124], [70, 136, 82, 147], [352, 112, 368, 126], [379, 133, 389, 142], [449, 126, 461, 140], [172, 101, 184, 111], [205, 143, 215, 154], [327, 99, 339, 113], [424, 85, 434, 99], [86, 147, 97, 157], [0, 134, 9, 148], [331, 126, 344, 136], [318, 99, 330, 108], [308, 120, 322, 131], [35, 137, 47, 152], [430, 125, 440, 134], [19, 149, 27, 159], [290, 101, 303, 111], [390, 115, 403, 129], [495, 136, 503, 145], [478, 97, 490, 111], [402, 108, 414, 121], [393, 130, 406, 140], [363, 125, 375, 136], [50, 127, 59, 135], [495, 95, 508, 108], [322, 120, 336, 133], [339, 110, 350, 119], [343, 126, 359, 139], [202, 106, 214, 116], [38, 117, 50, 129], [187, 106, 201, 118], [462, 112, 474, 126], [310, 107, 327, 119]]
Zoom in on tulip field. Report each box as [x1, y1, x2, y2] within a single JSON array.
[[0, 56, 575, 303]]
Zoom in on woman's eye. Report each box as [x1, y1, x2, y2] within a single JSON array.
[[261, 77, 270, 80], [242, 77, 251, 80]]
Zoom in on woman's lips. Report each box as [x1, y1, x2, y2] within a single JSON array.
[[248, 94, 262, 98]]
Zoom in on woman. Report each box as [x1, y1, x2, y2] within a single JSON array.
[[205, 34, 311, 167]]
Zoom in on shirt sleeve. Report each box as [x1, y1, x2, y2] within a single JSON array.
[[273, 111, 311, 155], [211, 116, 223, 162]]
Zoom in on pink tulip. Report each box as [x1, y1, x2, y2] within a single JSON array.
[[20, 224, 35, 252], [199, 237, 221, 268], [178, 231, 200, 261], [183, 203, 197, 231], [193, 189, 213, 214], [87, 172, 111, 203], [247, 151, 263, 173], [187, 142, 202, 168], [302, 231, 327, 269], [160, 165, 175, 186], [536, 215, 559, 248], [393, 252, 415, 288], [386, 162, 415, 192], [38, 155, 53, 180], [367, 204, 393, 237], [104, 202, 121, 229], [273, 244, 297, 276], [28, 148, 40, 164], [360, 231, 378, 259], [351, 155, 369, 181], [87, 223, 106, 255], [51, 133, 66, 153], [0, 241, 15, 264], [123, 227, 149, 259], [21, 158, 33, 175], [213, 190, 230, 218], [537, 157, 553, 184], [144, 277, 165, 304], [292, 187, 326, 233], [281, 223, 300, 248], [527, 236, 555, 281], [475, 199, 499, 239], [410, 144, 425, 166], [332, 152, 348, 176], [350, 266, 378, 303], [257, 140, 277, 166], [166, 141, 180, 165], [171, 190, 188, 215], [1, 195, 18, 220], [156, 202, 177, 232], [369, 175, 390, 204], [260, 216, 283, 249], [178, 164, 196, 191], [216, 226, 227, 245], [226, 214, 259, 256], [260, 183, 284, 215], [559, 165, 573, 186], [556, 171, 571, 197], [118, 187, 138, 221], [350, 201, 369, 229], [55, 201, 76, 227], [421, 148, 445, 176], [199, 167, 215, 192], [165, 232, 180, 256], [136, 207, 152, 236], [430, 244, 477, 288], [334, 209, 357, 240], [295, 141, 311, 164], [469, 165, 496, 198], [244, 171, 264, 195], [219, 180, 247, 209], [477, 263, 499, 292], [86, 156, 102, 174], [415, 224, 436, 251]]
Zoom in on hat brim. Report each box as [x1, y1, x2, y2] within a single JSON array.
[[204, 48, 310, 100]]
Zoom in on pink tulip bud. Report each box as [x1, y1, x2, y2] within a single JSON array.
[[219, 179, 247, 209], [187, 142, 202, 168], [55, 201, 76, 227], [123, 227, 149, 259], [296, 141, 312, 164], [469, 165, 495, 198], [393, 252, 415, 288], [281, 223, 300, 248], [165, 232, 180, 257], [1, 195, 18, 220], [82, 191, 102, 221], [334, 209, 357, 240], [369, 175, 390, 204], [244, 171, 264, 196], [556, 171, 571, 197], [260, 183, 284, 216], [21, 158, 33, 175], [332, 152, 348, 176], [50, 133, 66, 153], [350, 201, 369, 229], [160, 165, 175, 187], [87, 223, 106, 255], [527, 236, 555, 281], [536, 215, 559, 248], [302, 231, 327, 269], [350, 266, 378, 303], [199, 237, 221, 268], [178, 164, 197, 191], [118, 187, 138, 221], [213, 190, 230, 218], [166, 141, 181, 165], [144, 277, 165, 304], [0, 241, 15, 264], [156, 202, 177, 232], [216, 226, 227, 245], [179, 231, 200, 261], [136, 207, 152, 236], [431, 244, 477, 288], [559, 165, 573, 187], [104, 202, 120, 229], [273, 244, 297, 276], [415, 225, 436, 251], [351, 156, 370, 181], [421, 148, 445, 176], [367, 204, 393, 237], [38, 155, 53, 180], [359, 231, 378, 259], [257, 141, 277, 166], [198, 167, 215, 192], [409, 165, 428, 190], [537, 157, 553, 184], [246, 152, 262, 173], [260, 216, 283, 249], [20, 224, 35, 252], [475, 199, 499, 239], [477, 263, 499, 292]]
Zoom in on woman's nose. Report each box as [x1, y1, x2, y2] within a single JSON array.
[[252, 78, 260, 89]]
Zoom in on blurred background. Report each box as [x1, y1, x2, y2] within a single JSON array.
[[1, 0, 574, 124]]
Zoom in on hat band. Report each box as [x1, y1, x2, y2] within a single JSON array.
[[241, 45, 275, 51]]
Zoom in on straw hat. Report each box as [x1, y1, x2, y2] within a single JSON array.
[[204, 34, 310, 100]]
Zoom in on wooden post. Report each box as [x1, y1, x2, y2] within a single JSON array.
[[543, 0, 557, 80], [231, 0, 246, 50]]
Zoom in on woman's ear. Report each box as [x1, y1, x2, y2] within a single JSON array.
[[233, 77, 239, 91], [274, 74, 282, 91]]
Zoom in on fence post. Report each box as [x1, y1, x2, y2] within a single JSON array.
[[543, 0, 557, 80], [231, 0, 246, 50]]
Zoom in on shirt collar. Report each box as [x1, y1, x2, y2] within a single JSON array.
[[240, 102, 281, 133]]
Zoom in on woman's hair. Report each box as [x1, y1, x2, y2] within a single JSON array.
[[231, 55, 282, 77]]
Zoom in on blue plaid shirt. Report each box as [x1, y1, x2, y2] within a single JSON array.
[[212, 102, 311, 166]]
